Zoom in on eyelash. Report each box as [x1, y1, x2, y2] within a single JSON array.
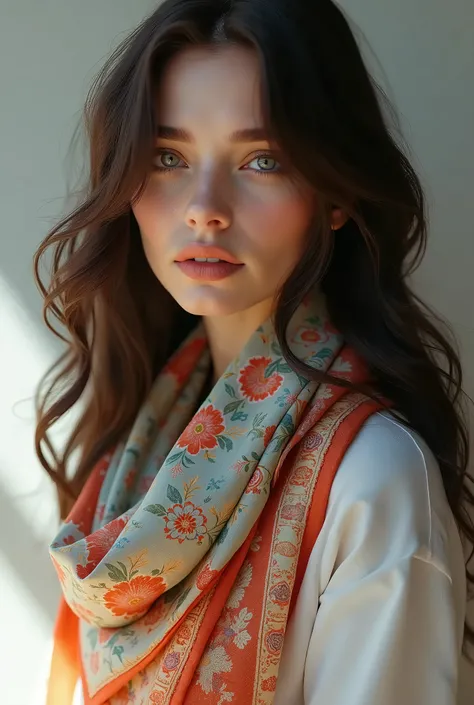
[[152, 150, 282, 178]]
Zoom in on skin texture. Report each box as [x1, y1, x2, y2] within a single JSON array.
[[132, 44, 347, 379]]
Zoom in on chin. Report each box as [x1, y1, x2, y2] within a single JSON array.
[[174, 290, 253, 318]]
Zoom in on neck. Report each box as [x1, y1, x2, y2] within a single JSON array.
[[203, 297, 275, 384]]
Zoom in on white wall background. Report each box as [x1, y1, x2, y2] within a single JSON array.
[[0, 1, 472, 703]]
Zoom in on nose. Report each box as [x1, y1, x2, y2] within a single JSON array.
[[185, 205, 232, 232], [185, 211, 230, 231], [184, 182, 232, 233]]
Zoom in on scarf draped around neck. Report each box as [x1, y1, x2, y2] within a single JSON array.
[[48, 293, 380, 705]]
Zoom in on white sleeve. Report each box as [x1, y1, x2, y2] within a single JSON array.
[[304, 551, 460, 704], [301, 413, 466, 705]]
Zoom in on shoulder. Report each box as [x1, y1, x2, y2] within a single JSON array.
[[320, 410, 462, 580], [330, 410, 442, 516]]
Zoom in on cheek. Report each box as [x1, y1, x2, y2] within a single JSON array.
[[132, 185, 163, 235], [245, 192, 314, 259], [131, 187, 173, 263]]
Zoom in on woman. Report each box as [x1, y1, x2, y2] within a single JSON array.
[[35, 1, 473, 703]]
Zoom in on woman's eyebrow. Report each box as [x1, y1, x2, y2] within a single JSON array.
[[155, 125, 271, 143]]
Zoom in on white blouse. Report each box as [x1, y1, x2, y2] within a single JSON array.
[[274, 411, 467, 705], [76, 412, 467, 705]]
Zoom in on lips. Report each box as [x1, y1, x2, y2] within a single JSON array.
[[176, 259, 244, 281], [174, 245, 242, 265], [174, 244, 244, 281]]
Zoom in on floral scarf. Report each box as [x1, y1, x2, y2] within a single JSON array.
[[48, 293, 380, 705]]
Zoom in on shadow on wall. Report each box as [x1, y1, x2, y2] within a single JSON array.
[[0, 477, 59, 624], [0, 271, 62, 624]]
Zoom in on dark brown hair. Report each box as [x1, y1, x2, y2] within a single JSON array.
[[34, 0, 474, 662]]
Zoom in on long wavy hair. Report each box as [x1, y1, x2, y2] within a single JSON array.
[[34, 0, 474, 661]]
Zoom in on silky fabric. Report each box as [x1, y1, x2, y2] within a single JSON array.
[[72, 413, 466, 705], [48, 294, 380, 704]]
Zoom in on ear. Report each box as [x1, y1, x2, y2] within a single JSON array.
[[330, 207, 350, 231]]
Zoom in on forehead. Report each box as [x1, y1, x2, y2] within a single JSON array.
[[155, 45, 264, 135]]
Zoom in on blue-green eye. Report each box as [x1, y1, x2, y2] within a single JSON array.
[[152, 149, 282, 177], [254, 156, 276, 170], [153, 151, 183, 171], [161, 153, 180, 167], [245, 154, 282, 176]]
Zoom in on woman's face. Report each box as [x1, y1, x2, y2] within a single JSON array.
[[132, 44, 316, 318]]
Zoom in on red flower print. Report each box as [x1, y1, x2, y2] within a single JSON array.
[[301, 433, 323, 452], [246, 467, 264, 495], [84, 516, 127, 572], [265, 629, 284, 655], [274, 541, 297, 558], [263, 425, 277, 446], [196, 563, 219, 591], [164, 337, 206, 385], [149, 692, 165, 704], [262, 676, 277, 692], [63, 535, 76, 545], [176, 624, 192, 645], [163, 651, 180, 673], [291, 465, 313, 487], [281, 502, 305, 522], [232, 459, 247, 474], [301, 329, 322, 343], [143, 599, 167, 627], [103, 575, 166, 617], [164, 502, 207, 543], [178, 406, 225, 455], [269, 581, 291, 606], [77, 562, 95, 579], [239, 357, 283, 402]]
